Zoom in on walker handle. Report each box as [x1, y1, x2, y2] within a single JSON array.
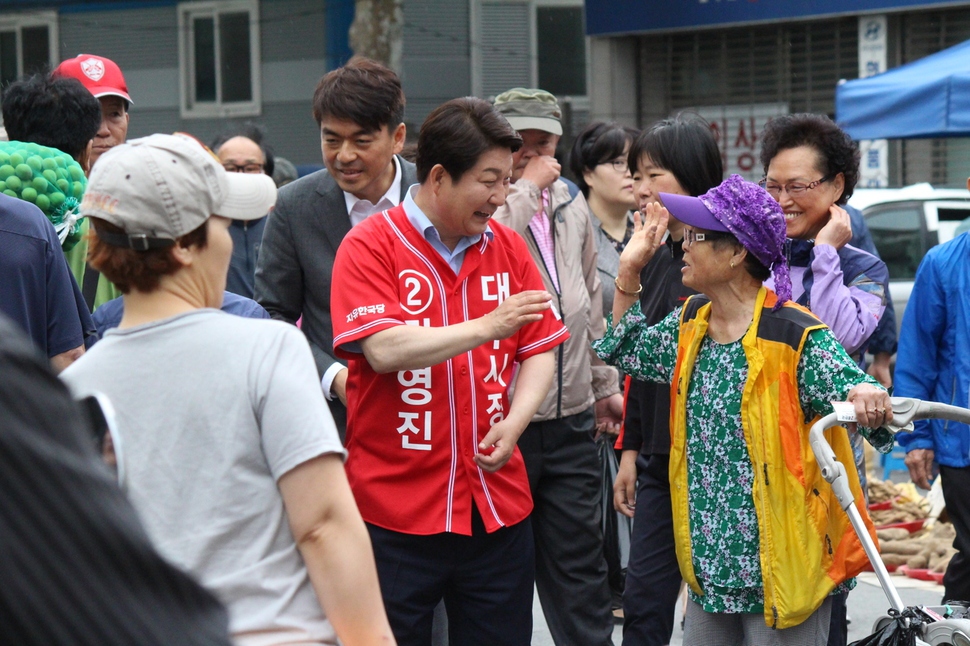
[[808, 397, 970, 614]]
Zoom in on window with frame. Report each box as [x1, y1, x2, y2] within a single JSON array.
[[0, 12, 57, 93], [864, 205, 926, 280], [536, 4, 586, 97], [178, 0, 261, 118], [474, 0, 587, 99]]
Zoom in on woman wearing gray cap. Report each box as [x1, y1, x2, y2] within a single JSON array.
[[593, 175, 892, 645], [60, 134, 395, 646]]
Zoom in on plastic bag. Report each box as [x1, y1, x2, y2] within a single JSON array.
[[849, 608, 922, 646], [599, 436, 633, 603]]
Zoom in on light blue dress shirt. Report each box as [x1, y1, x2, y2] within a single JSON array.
[[402, 185, 493, 274]]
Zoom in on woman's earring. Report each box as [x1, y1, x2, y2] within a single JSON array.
[[730, 261, 735, 268]]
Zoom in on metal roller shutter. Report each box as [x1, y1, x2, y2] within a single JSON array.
[[900, 8, 970, 187], [633, 19, 856, 181], [641, 18, 857, 119], [479, 1, 530, 98], [787, 19, 858, 115]]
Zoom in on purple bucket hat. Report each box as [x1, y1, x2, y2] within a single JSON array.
[[659, 174, 791, 307]]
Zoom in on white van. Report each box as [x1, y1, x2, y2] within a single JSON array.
[[849, 183, 970, 333]]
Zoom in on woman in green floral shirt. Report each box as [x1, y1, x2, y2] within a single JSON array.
[[594, 175, 893, 646]]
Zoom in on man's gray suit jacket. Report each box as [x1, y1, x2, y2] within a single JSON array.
[[254, 155, 418, 434]]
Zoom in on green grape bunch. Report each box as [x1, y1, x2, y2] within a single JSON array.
[[0, 140, 87, 251]]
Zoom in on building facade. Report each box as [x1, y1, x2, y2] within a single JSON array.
[[0, 0, 359, 165], [587, 0, 970, 188], [5, 0, 969, 181], [403, 0, 591, 150], [0, 0, 591, 166]]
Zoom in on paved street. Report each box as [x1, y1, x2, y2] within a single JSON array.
[[531, 572, 945, 645]]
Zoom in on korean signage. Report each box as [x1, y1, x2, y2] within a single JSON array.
[[857, 15, 889, 188], [585, 0, 968, 36], [695, 103, 789, 183]]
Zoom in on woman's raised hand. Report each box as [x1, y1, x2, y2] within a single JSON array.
[[814, 204, 853, 249], [619, 202, 670, 275]]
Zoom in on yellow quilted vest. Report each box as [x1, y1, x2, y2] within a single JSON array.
[[668, 287, 878, 629]]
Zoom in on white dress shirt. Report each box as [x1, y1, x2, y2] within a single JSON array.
[[322, 157, 404, 399]]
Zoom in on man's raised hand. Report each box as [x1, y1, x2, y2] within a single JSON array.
[[520, 155, 561, 191], [483, 290, 553, 340]]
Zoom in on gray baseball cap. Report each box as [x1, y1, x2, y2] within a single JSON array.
[[493, 88, 563, 136], [82, 133, 276, 250]]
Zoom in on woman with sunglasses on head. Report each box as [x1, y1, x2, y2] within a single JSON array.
[[594, 175, 894, 646], [759, 114, 892, 646], [569, 122, 640, 316], [612, 114, 722, 646]]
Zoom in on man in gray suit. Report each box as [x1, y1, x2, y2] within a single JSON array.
[[255, 58, 416, 435]]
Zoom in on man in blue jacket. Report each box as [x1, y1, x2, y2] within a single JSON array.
[[895, 184, 970, 603]]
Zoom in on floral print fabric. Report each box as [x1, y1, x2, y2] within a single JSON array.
[[685, 335, 762, 612], [592, 300, 893, 613], [603, 218, 634, 255]]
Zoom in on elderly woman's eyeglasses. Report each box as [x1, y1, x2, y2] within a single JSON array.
[[599, 158, 631, 174], [759, 175, 833, 198], [683, 228, 731, 247]]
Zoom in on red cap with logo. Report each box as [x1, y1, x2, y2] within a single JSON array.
[[53, 54, 132, 104]]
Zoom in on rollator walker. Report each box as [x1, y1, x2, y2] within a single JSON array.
[[810, 397, 970, 646]]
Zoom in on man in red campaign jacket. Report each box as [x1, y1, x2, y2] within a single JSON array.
[[332, 97, 567, 646]]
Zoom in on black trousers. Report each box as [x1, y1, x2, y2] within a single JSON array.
[[621, 453, 682, 646], [366, 509, 535, 646], [826, 591, 847, 646], [940, 465, 970, 603], [517, 409, 615, 646]]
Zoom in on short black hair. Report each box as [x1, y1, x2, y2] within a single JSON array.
[[759, 113, 860, 206], [2, 73, 101, 160], [416, 97, 522, 184], [568, 121, 639, 198], [210, 123, 275, 177], [629, 113, 723, 198], [312, 56, 405, 132]]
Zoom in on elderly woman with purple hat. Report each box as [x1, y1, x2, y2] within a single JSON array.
[[593, 175, 894, 645]]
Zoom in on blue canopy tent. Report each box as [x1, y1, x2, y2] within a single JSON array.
[[836, 38, 970, 140]]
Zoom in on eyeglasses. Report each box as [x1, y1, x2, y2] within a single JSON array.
[[759, 174, 833, 198], [222, 162, 264, 174], [599, 158, 631, 174], [683, 227, 731, 247]]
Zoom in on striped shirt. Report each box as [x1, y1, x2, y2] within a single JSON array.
[[528, 189, 560, 292]]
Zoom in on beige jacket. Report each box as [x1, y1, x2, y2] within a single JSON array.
[[493, 178, 620, 421]]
